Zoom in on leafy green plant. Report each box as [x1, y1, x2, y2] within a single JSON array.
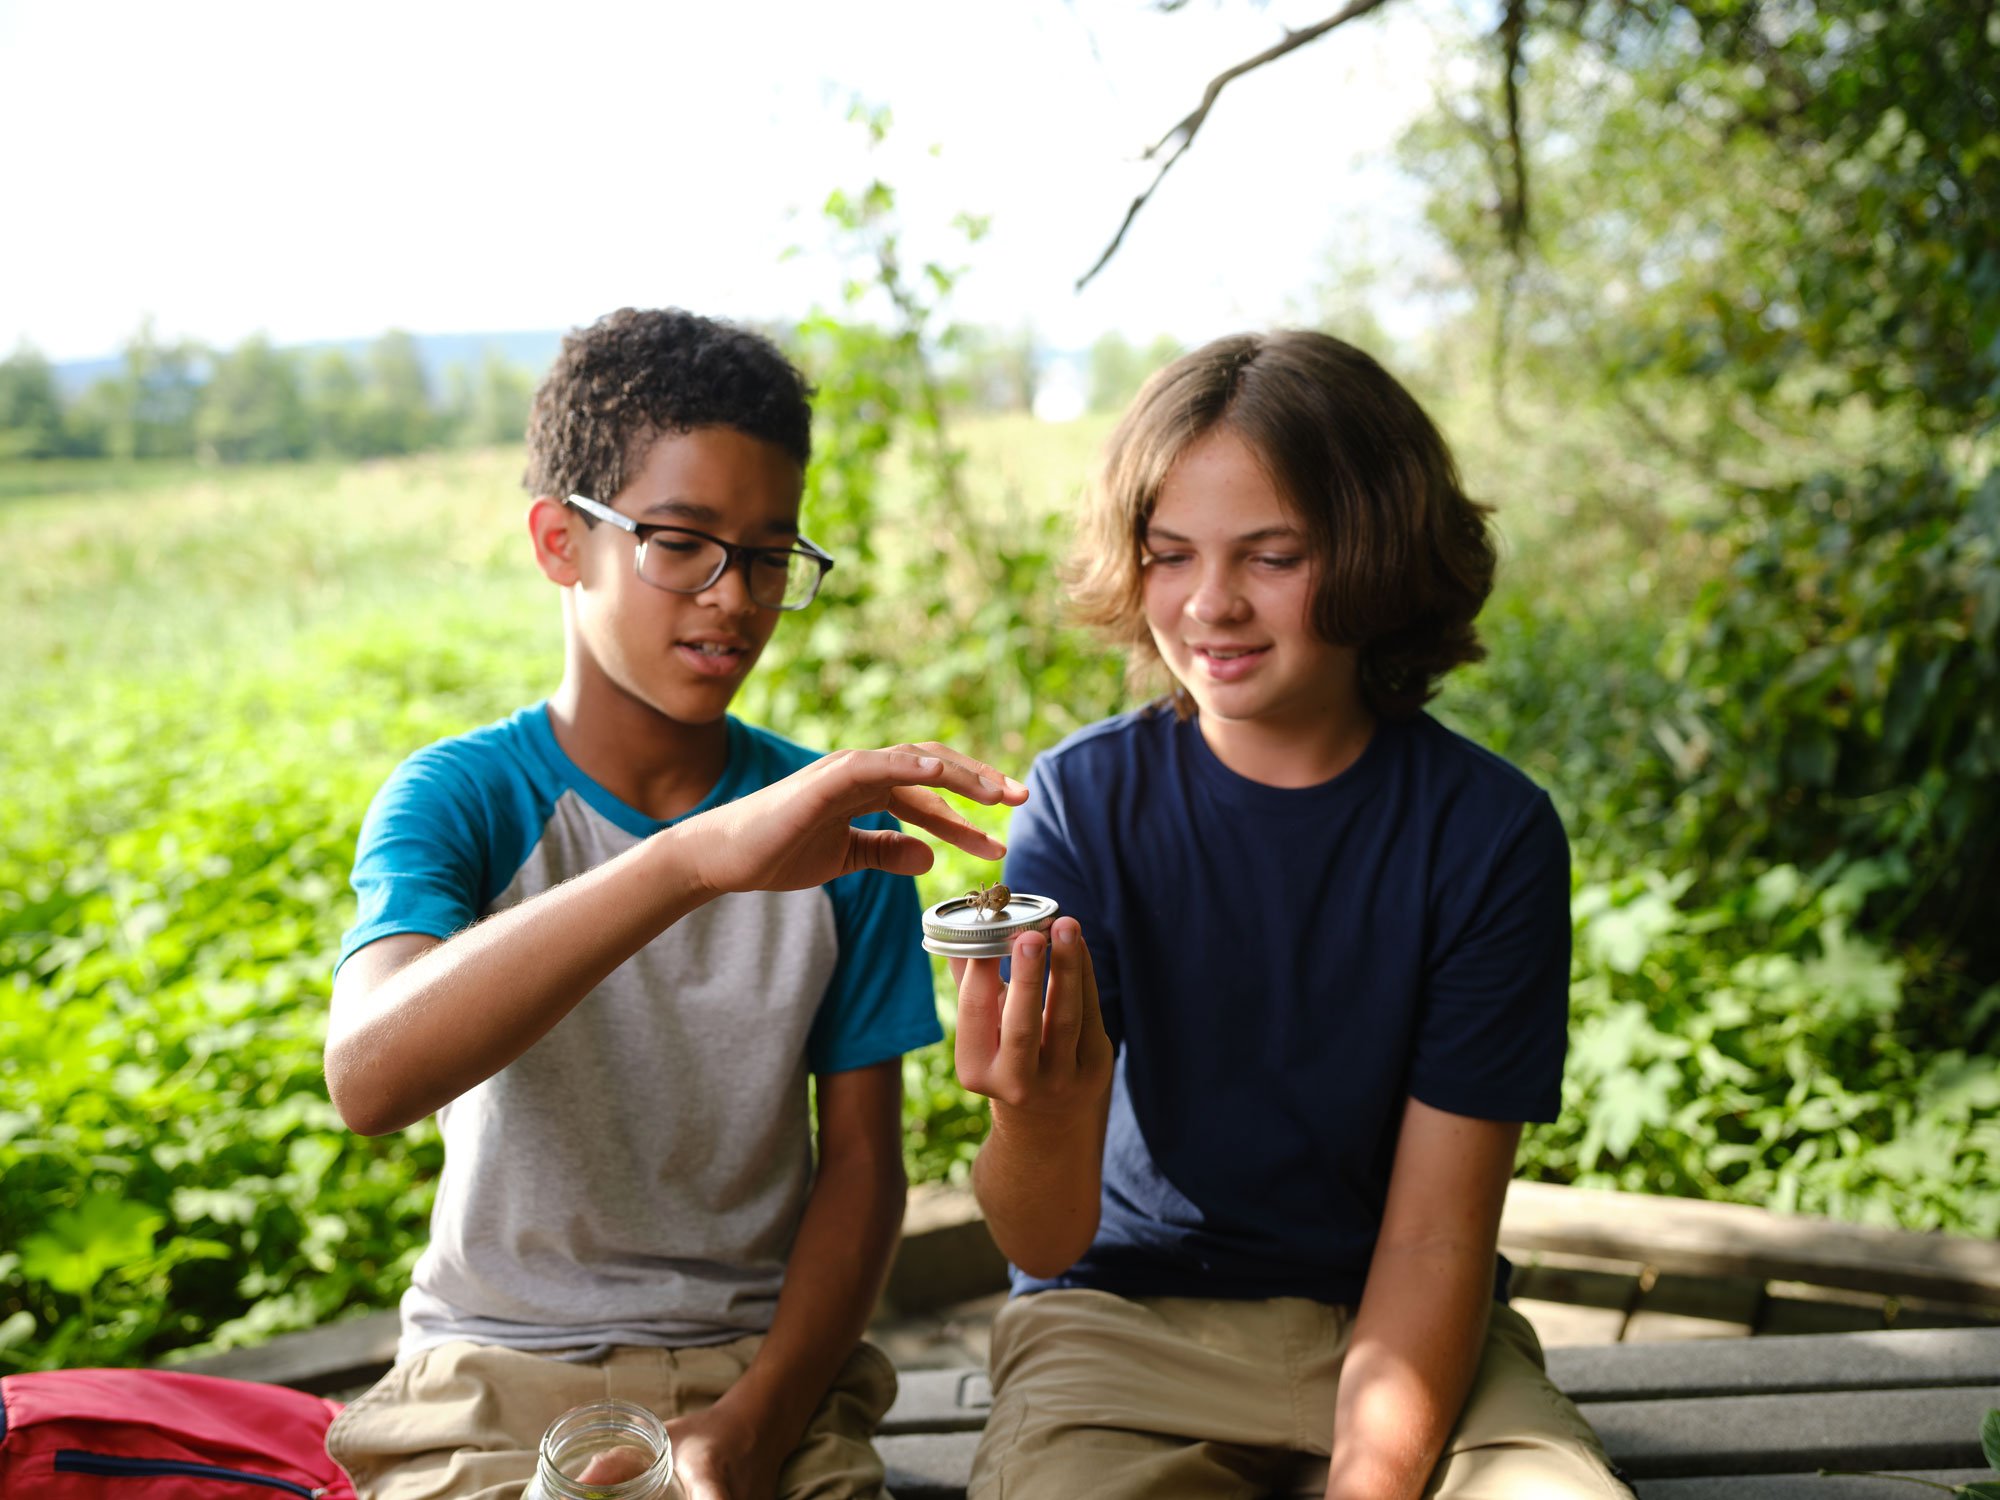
[[1662, 465, 2000, 970]]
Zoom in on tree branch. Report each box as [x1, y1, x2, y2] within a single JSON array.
[[1076, 0, 1402, 290], [1499, 0, 1530, 248]]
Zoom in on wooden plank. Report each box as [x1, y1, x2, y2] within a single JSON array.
[[1586, 1386, 2000, 1478], [882, 1369, 992, 1434], [1635, 1474, 1993, 1500], [880, 1416, 2000, 1500], [890, 1337, 2000, 1427], [886, 1332, 2000, 1431], [1512, 1298, 1628, 1348], [166, 1307, 400, 1393], [1624, 1272, 1762, 1341], [1756, 1282, 1891, 1336], [880, 1431, 982, 1500], [1547, 1326, 2000, 1401], [880, 1438, 1998, 1500], [161, 1184, 2000, 1396], [1510, 1254, 1646, 1310], [1502, 1183, 2000, 1308], [883, 1187, 1010, 1315]]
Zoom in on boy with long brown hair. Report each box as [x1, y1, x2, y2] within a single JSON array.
[[952, 331, 1632, 1498]]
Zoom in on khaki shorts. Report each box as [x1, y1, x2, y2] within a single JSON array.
[[969, 1290, 1634, 1500], [326, 1337, 898, 1500]]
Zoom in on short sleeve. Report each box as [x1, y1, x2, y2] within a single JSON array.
[[1406, 792, 1572, 1122], [809, 813, 942, 1074], [337, 748, 496, 973], [1003, 751, 1123, 1046]]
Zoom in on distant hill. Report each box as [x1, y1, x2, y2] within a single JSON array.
[[51, 329, 565, 396]]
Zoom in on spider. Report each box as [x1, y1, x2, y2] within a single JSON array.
[[965, 880, 1012, 920]]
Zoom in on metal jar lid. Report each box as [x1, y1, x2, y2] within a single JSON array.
[[920, 891, 1061, 959]]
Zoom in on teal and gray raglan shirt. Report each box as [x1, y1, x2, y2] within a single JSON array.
[[337, 705, 940, 1360]]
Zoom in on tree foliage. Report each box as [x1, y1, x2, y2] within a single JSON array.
[[1376, 0, 2000, 1194], [198, 336, 312, 463], [0, 347, 65, 459], [1, 328, 545, 464]]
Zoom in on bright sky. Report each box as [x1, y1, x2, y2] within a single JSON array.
[[0, 0, 1467, 363]]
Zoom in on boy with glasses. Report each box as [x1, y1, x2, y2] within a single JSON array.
[[323, 307, 1022, 1500]]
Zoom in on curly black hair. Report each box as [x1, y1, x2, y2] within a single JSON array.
[[523, 308, 815, 507]]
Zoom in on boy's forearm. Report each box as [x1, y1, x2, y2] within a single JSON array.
[[1324, 1236, 1493, 1500], [971, 1096, 1108, 1279], [715, 1103, 907, 1449], [326, 823, 715, 1134]]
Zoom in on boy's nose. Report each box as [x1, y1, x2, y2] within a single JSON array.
[[1186, 571, 1248, 625], [695, 558, 760, 614]]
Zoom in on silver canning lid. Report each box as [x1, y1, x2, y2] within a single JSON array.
[[920, 891, 1060, 958]]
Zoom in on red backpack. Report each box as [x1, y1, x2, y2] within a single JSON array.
[[0, 1368, 356, 1499]]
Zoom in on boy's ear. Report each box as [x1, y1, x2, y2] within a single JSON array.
[[527, 496, 582, 585]]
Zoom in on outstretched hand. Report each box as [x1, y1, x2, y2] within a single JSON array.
[[953, 918, 1113, 1123], [687, 741, 1027, 898]]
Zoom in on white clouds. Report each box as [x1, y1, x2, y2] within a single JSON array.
[[0, 0, 1458, 361]]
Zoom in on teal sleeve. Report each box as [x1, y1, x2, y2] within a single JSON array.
[[808, 812, 943, 1074], [337, 742, 546, 974]]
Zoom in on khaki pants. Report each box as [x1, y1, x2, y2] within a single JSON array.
[[326, 1338, 898, 1500], [968, 1291, 1634, 1500]]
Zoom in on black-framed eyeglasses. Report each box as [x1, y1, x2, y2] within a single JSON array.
[[565, 493, 836, 612]]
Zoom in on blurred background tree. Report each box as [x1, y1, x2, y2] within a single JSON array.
[[1397, 0, 1999, 983], [1087, 329, 1184, 413], [353, 330, 438, 457], [71, 320, 207, 461], [445, 347, 537, 449], [0, 346, 66, 459], [198, 336, 312, 463]]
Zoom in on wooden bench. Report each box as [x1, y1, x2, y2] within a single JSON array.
[[875, 1327, 2000, 1499], [170, 1184, 2000, 1496], [171, 1317, 2000, 1496], [1500, 1182, 2000, 1312]]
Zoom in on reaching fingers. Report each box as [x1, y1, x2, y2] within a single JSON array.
[[835, 746, 1013, 806], [885, 784, 1008, 859], [813, 748, 1015, 853], [896, 741, 1030, 804]]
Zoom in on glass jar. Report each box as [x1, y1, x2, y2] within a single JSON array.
[[523, 1399, 682, 1500]]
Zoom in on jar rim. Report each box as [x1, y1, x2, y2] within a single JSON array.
[[535, 1399, 674, 1500]]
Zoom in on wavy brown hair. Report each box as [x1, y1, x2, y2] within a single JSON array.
[[523, 307, 814, 509], [1067, 330, 1496, 719]]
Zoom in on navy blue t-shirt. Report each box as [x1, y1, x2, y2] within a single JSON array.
[[1004, 705, 1572, 1306]]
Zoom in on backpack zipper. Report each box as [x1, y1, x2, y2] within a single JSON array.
[[54, 1450, 327, 1498]]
